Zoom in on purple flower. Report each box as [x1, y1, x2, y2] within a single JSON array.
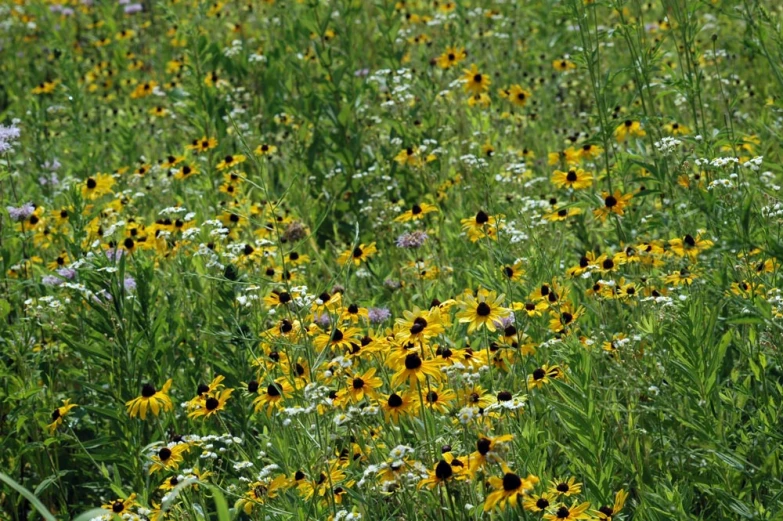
[[367, 307, 392, 323], [384, 278, 402, 290], [124, 276, 137, 292], [123, 3, 143, 13], [57, 267, 76, 280], [105, 249, 125, 262], [7, 202, 35, 221], [494, 313, 515, 329], [93, 289, 113, 304], [314, 313, 331, 327], [396, 230, 429, 249], [354, 68, 370, 77], [42, 275, 64, 286]]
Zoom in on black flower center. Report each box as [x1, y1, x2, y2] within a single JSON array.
[[205, 397, 219, 410], [477, 437, 491, 455], [556, 482, 570, 492], [331, 329, 344, 342], [112, 501, 125, 513], [502, 472, 522, 491], [412, 204, 422, 214], [684, 234, 696, 247], [504, 325, 517, 336], [197, 383, 210, 395], [605, 195, 618, 207], [158, 447, 172, 461], [566, 170, 578, 182], [426, 391, 438, 403], [388, 393, 403, 407], [141, 383, 157, 398], [51, 409, 61, 421], [536, 498, 550, 509], [404, 353, 423, 370], [435, 460, 453, 480], [267, 384, 281, 397], [599, 506, 614, 516], [352, 377, 365, 389], [473, 73, 482, 83], [352, 247, 363, 258], [476, 302, 491, 316], [603, 259, 614, 270], [533, 368, 546, 380], [556, 506, 570, 518], [475, 210, 489, 224], [497, 391, 512, 401], [247, 380, 259, 393]]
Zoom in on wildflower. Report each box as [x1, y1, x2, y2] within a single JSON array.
[[462, 64, 491, 94], [551, 167, 593, 190], [149, 444, 189, 474], [126, 380, 174, 419], [394, 202, 437, 222], [595, 489, 628, 520], [188, 388, 234, 418], [528, 365, 562, 389], [101, 494, 138, 516], [7, 203, 35, 222], [524, 492, 557, 512], [253, 381, 294, 415], [391, 352, 444, 387], [437, 46, 466, 69], [337, 243, 378, 266], [47, 399, 78, 434], [507, 84, 532, 107], [381, 391, 415, 422], [614, 120, 646, 142], [367, 307, 392, 323], [593, 190, 633, 221], [396, 230, 429, 248], [543, 501, 592, 520], [82, 174, 115, 200], [484, 467, 539, 511], [457, 290, 509, 333], [549, 477, 583, 497]]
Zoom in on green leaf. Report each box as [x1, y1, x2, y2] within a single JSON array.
[[0, 471, 58, 521]]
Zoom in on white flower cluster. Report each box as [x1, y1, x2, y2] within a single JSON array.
[[654, 136, 682, 155]]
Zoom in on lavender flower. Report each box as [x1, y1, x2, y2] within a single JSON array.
[[395, 230, 429, 249], [124, 276, 137, 292], [56, 267, 76, 280], [314, 313, 331, 326], [42, 275, 64, 287], [494, 313, 515, 330], [123, 3, 143, 13], [0, 122, 20, 153], [7, 202, 35, 221], [367, 307, 392, 323]]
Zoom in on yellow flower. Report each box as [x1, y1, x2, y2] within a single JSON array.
[[552, 167, 593, 190], [255, 143, 278, 156], [593, 190, 633, 221], [82, 174, 115, 200], [484, 467, 539, 511], [507, 84, 531, 107], [188, 388, 234, 419], [395, 202, 437, 222], [337, 242, 378, 266], [461, 64, 491, 94], [543, 501, 592, 520], [436, 46, 466, 69], [216, 154, 246, 170], [149, 443, 189, 474], [456, 290, 509, 334], [47, 399, 78, 434], [126, 379, 174, 419], [595, 489, 628, 520], [614, 119, 646, 142]]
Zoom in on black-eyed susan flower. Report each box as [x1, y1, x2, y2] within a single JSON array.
[[593, 190, 633, 221], [436, 45, 466, 69], [390, 352, 443, 387], [253, 380, 294, 415], [149, 443, 189, 474], [668, 233, 713, 260], [82, 174, 115, 200], [381, 391, 415, 422], [339, 367, 383, 403], [614, 119, 646, 142], [549, 477, 583, 497], [552, 167, 593, 190], [456, 290, 509, 333], [543, 501, 592, 520], [461, 64, 491, 94], [524, 492, 557, 512], [595, 489, 628, 520], [337, 242, 377, 266], [468, 434, 513, 471], [254, 143, 278, 157], [216, 154, 246, 170], [47, 399, 77, 434], [528, 364, 563, 389], [126, 380, 173, 419], [101, 494, 138, 516], [188, 388, 234, 419], [394, 202, 437, 222], [483, 467, 539, 511]]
